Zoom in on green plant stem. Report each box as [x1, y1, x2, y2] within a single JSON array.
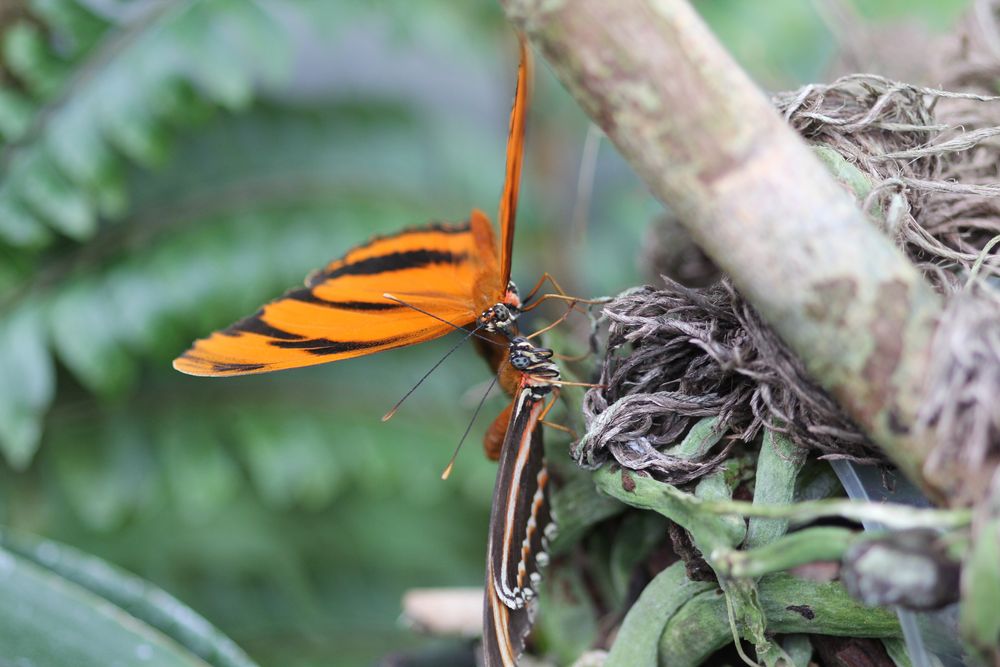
[[717, 527, 859, 579], [658, 573, 902, 667], [744, 430, 807, 549], [594, 467, 743, 552], [664, 416, 725, 459], [499, 0, 950, 502], [604, 562, 716, 667], [693, 462, 784, 665], [594, 467, 971, 532], [699, 497, 971, 530], [960, 497, 1000, 660]]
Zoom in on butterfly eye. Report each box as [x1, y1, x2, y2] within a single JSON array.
[[511, 354, 530, 370]]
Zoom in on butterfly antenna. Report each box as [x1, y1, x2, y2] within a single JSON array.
[[383, 294, 505, 348], [382, 324, 485, 422], [442, 375, 498, 480]]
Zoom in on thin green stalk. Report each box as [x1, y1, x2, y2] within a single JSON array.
[[658, 573, 902, 667], [698, 497, 971, 531], [744, 429, 807, 549], [964, 233, 1000, 288], [604, 562, 716, 667], [594, 466, 970, 532], [717, 527, 859, 579]]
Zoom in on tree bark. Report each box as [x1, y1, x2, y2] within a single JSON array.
[[499, 0, 951, 501]]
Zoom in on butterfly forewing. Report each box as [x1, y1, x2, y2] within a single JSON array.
[[497, 37, 532, 288], [174, 220, 492, 376], [483, 385, 552, 666]]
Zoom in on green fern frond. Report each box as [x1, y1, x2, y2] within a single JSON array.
[[0, 99, 498, 467], [0, 0, 293, 248]]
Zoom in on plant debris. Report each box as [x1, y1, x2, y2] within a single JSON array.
[[582, 26, 1000, 490]]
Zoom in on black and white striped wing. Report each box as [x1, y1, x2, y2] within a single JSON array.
[[483, 388, 554, 667]]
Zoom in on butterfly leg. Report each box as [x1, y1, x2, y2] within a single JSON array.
[[527, 375, 605, 389], [538, 390, 560, 421], [520, 272, 611, 312], [537, 392, 578, 439], [526, 304, 575, 340], [553, 350, 592, 362], [540, 420, 577, 440], [521, 272, 566, 305]]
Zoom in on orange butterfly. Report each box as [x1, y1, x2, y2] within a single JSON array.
[[173, 38, 534, 380]]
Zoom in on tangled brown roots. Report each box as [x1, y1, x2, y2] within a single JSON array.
[[582, 3, 1000, 491]]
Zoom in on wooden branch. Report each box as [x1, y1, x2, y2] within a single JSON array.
[[500, 0, 950, 500]]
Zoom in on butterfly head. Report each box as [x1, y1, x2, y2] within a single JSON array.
[[508, 337, 559, 390], [479, 301, 520, 335]]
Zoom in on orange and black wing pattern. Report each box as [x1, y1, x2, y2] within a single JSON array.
[[496, 36, 532, 288], [174, 220, 494, 376]]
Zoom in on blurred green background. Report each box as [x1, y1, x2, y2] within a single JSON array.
[[0, 1, 970, 665]]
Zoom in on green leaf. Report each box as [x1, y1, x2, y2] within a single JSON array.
[[3, 21, 69, 97], [0, 305, 55, 468], [16, 152, 97, 237], [537, 560, 601, 665], [30, 0, 109, 58], [0, 87, 35, 142], [0, 546, 211, 666], [0, 188, 52, 246], [608, 512, 670, 605], [0, 530, 260, 667]]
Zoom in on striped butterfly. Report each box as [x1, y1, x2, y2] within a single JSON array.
[[483, 337, 573, 667], [484, 336, 561, 666]]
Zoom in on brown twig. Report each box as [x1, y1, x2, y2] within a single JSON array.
[[499, 0, 952, 501]]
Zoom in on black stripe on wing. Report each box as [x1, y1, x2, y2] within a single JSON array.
[[322, 249, 469, 281], [482, 389, 553, 666], [306, 221, 473, 287], [286, 290, 405, 311], [489, 390, 552, 610], [227, 310, 305, 341], [270, 334, 409, 356]]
